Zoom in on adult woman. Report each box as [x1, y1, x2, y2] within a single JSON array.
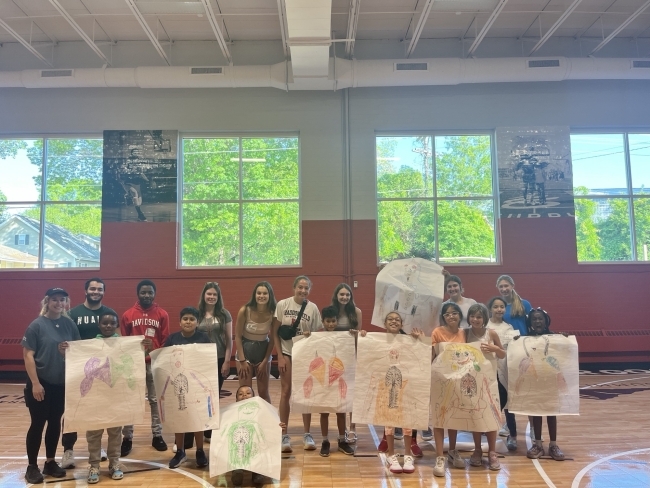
[[443, 275, 476, 329], [331, 283, 362, 443], [234, 281, 276, 404], [495, 275, 532, 337], [272, 275, 322, 454], [22, 288, 80, 484]]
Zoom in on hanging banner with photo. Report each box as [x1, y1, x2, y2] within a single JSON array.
[[102, 130, 178, 222], [496, 126, 574, 219]]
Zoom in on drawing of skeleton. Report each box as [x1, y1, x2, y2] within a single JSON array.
[[431, 342, 502, 432], [226, 401, 266, 470]]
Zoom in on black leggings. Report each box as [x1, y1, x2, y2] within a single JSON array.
[[498, 381, 517, 437], [25, 379, 65, 465]]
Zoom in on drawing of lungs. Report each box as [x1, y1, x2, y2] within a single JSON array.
[[385, 366, 403, 409], [303, 376, 313, 399], [173, 373, 189, 410], [338, 377, 347, 399], [309, 355, 326, 386], [328, 357, 344, 385], [112, 354, 136, 389], [80, 357, 112, 397]]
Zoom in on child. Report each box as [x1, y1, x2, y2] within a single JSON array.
[[86, 309, 125, 484], [518, 308, 566, 461], [359, 312, 423, 474], [465, 303, 505, 471], [164, 307, 212, 469], [317, 306, 354, 457]]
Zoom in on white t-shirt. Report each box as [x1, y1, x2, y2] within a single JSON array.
[[275, 298, 322, 356], [443, 297, 477, 329]]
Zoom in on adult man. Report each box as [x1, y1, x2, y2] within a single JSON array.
[[120, 279, 169, 455], [61, 278, 114, 469]]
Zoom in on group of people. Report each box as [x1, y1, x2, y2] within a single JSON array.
[[22, 272, 564, 484]]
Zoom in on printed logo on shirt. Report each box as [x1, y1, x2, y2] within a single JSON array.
[[132, 318, 160, 328], [283, 309, 311, 323], [77, 315, 100, 325]]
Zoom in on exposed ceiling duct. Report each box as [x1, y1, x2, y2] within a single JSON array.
[[1, 57, 649, 90]]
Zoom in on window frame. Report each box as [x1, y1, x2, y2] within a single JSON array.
[[374, 130, 500, 266], [178, 132, 302, 269], [0, 134, 103, 270]]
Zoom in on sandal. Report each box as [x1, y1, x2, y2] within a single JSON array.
[[470, 449, 483, 467]]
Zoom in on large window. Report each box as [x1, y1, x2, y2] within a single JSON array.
[[376, 134, 497, 264], [180, 136, 300, 267], [572, 132, 650, 262], [0, 138, 102, 269]]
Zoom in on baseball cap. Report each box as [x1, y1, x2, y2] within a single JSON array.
[[45, 287, 69, 298]]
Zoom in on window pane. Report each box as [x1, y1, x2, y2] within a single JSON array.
[[0, 139, 42, 202], [242, 202, 299, 265], [575, 197, 632, 262], [183, 138, 239, 200], [629, 133, 650, 194], [435, 135, 493, 197], [0, 205, 41, 268], [571, 134, 627, 193], [377, 137, 432, 199], [182, 203, 239, 266], [437, 200, 496, 263], [46, 139, 103, 201], [634, 197, 650, 261], [378, 200, 434, 262], [242, 138, 299, 200], [43, 204, 101, 268]]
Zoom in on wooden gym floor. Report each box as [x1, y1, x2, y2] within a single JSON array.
[[0, 371, 649, 488]]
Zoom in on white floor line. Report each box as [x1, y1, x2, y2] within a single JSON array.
[[571, 448, 650, 488], [579, 376, 650, 389], [525, 423, 557, 488], [367, 424, 398, 488]]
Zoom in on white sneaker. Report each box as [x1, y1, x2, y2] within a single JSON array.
[[448, 449, 465, 468], [281, 434, 292, 453], [498, 423, 509, 437], [100, 448, 107, 462], [61, 449, 75, 469], [387, 454, 402, 473], [402, 455, 415, 473], [433, 456, 446, 477], [303, 433, 316, 450], [172, 443, 178, 453]]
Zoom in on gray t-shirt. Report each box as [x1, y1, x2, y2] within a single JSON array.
[[22, 315, 80, 385], [274, 298, 322, 356], [197, 309, 232, 359]]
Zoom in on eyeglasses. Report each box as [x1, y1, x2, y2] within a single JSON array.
[[443, 312, 460, 318]]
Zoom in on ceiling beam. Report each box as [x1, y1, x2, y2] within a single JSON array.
[[277, 0, 289, 57], [345, 0, 360, 58], [123, 0, 170, 65], [590, 0, 650, 55], [199, 0, 232, 64], [48, 0, 111, 65], [406, 0, 434, 58], [0, 17, 52, 66], [529, 0, 583, 55], [466, 0, 508, 57]]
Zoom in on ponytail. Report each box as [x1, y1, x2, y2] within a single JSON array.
[[510, 289, 525, 317]]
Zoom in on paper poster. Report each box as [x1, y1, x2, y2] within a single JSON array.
[[352, 333, 431, 430], [209, 397, 281, 481], [488, 326, 520, 388], [431, 342, 502, 432], [150, 343, 219, 433], [63, 336, 146, 433], [371, 257, 444, 336], [290, 332, 356, 414], [496, 126, 574, 218], [507, 335, 579, 416]]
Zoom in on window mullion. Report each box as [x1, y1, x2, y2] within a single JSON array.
[[624, 132, 638, 260], [38, 139, 47, 268], [238, 137, 244, 266], [432, 134, 439, 263]]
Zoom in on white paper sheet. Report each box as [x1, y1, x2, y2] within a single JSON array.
[[290, 331, 356, 414], [507, 335, 579, 416], [371, 257, 444, 336], [352, 332, 431, 430], [209, 397, 281, 481], [63, 336, 146, 433], [150, 343, 220, 432], [431, 341, 502, 432]]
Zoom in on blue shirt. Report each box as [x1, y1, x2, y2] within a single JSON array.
[[504, 299, 532, 336]]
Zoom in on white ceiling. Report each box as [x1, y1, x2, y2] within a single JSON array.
[[1, 0, 649, 68]]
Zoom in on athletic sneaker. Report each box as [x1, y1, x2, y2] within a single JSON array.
[[498, 424, 509, 437], [421, 427, 433, 441], [100, 449, 107, 462], [281, 434, 292, 453], [25, 465, 44, 484], [169, 450, 186, 468], [303, 433, 316, 450], [109, 463, 124, 480], [196, 449, 208, 468], [345, 430, 358, 444], [320, 439, 330, 457], [152, 436, 168, 451], [527, 445, 544, 459], [87, 466, 100, 484], [470, 449, 483, 467], [338, 439, 354, 455], [410, 438, 423, 458], [120, 438, 133, 457], [386, 454, 402, 473], [488, 451, 501, 470], [377, 433, 388, 453], [402, 455, 415, 474], [548, 445, 565, 461], [447, 449, 465, 469], [231, 469, 244, 486], [433, 456, 446, 477], [252, 472, 267, 484], [61, 449, 75, 469], [394, 428, 404, 440], [42, 460, 66, 478], [506, 436, 517, 451]]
